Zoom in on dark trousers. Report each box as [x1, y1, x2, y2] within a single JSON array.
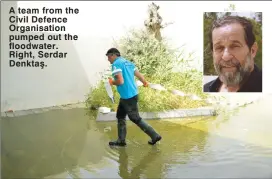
[[117, 95, 142, 124], [116, 95, 159, 141]]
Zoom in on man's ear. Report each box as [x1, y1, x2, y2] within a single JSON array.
[[250, 42, 258, 59]]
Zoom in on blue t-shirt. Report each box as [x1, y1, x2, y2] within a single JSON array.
[[112, 57, 138, 99]]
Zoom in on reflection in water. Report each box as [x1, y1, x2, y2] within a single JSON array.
[[1, 96, 272, 178], [116, 146, 160, 179]]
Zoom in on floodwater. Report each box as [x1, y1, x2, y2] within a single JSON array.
[[1, 95, 272, 178]]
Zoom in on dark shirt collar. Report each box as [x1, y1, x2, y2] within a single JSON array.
[[208, 64, 262, 92]]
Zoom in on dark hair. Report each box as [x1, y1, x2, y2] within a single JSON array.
[[209, 15, 256, 51], [106, 48, 121, 56]]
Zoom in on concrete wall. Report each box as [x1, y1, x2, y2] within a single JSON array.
[[1, 1, 99, 111], [2, 1, 272, 112]]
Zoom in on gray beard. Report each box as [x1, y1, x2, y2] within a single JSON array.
[[214, 55, 252, 87]]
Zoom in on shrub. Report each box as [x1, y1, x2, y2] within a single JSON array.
[[85, 29, 209, 113]]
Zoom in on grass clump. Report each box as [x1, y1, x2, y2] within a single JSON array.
[[85, 28, 210, 114]]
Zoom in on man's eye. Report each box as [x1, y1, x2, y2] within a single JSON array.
[[215, 46, 223, 51], [231, 44, 240, 48]]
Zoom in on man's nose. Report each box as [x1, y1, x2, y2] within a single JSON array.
[[222, 48, 233, 61]]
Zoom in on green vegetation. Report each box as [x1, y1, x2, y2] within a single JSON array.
[[203, 10, 262, 75], [85, 28, 209, 114], [86, 71, 209, 113]]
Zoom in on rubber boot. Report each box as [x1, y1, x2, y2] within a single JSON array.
[[136, 120, 162, 145], [109, 119, 127, 146]]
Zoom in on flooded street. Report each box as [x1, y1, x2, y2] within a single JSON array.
[[1, 95, 272, 178]]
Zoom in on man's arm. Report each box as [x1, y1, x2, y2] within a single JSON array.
[[109, 62, 124, 86], [110, 72, 124, 86], [134, 70, 148, 87]]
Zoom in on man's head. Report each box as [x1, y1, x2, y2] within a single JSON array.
[[106, 48, 121, 64], [209, 15, 258, 87]]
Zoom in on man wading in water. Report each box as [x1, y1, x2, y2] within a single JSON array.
[[106, 48, 162, 146]]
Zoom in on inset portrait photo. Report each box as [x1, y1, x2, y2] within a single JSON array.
[[203, 12, 262, 92]]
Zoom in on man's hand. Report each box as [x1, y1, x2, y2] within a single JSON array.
[[108, 78, 114, 86], [135, 70, 149, 87], [143, 81, 149, 87]]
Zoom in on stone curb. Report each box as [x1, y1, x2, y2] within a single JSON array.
[[1, 102, 86, 118], [96, 106, 217, 122]]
